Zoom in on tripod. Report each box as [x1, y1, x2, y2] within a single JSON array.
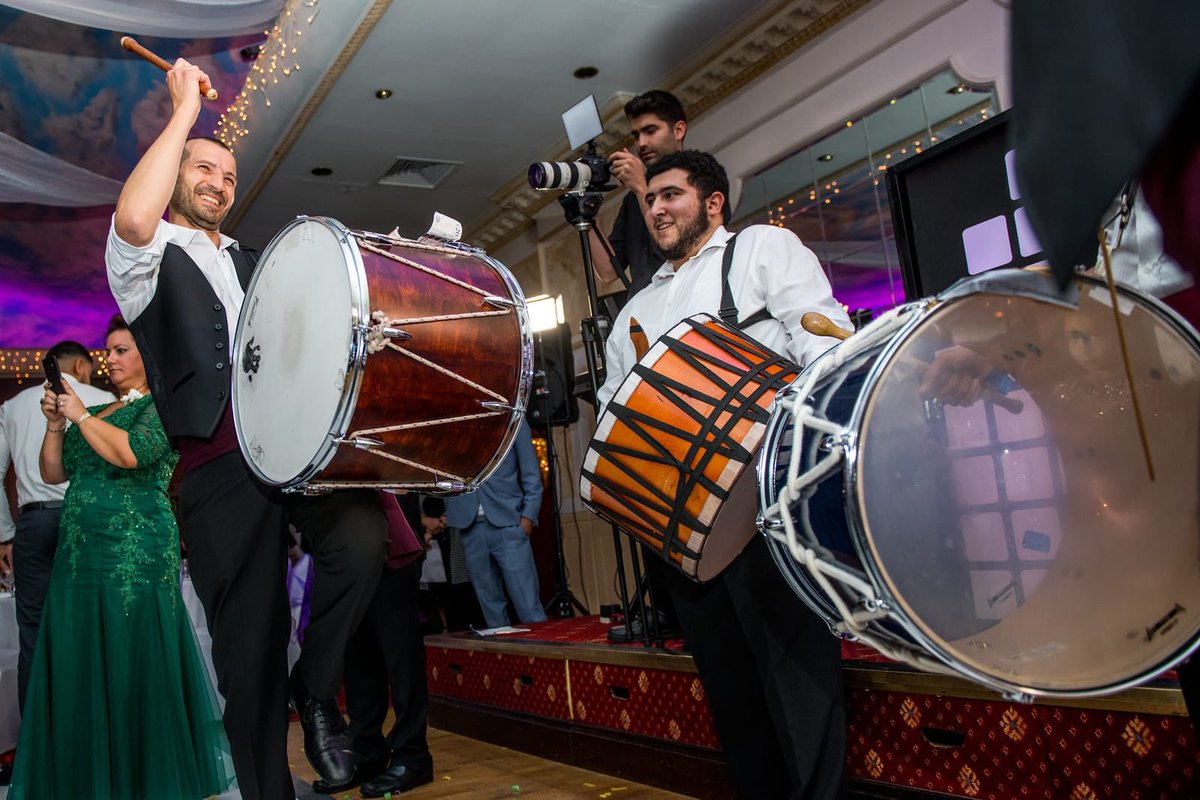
[[555, 190, 662, 646], [537, 329, 589, 618]]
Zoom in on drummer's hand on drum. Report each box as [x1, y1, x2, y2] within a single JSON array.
[[519, 516, 534, 537], [919, 346, 992, 407]]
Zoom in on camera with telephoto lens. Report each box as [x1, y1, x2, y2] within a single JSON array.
[[527, 95, 614, 194], [527, 145, 614, 194]]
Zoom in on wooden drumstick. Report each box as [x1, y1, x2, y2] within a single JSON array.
[[801, 311, 854, 341], [121, 36, 218, 101]]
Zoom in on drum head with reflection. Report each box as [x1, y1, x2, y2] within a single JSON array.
[[857, 281, 1200, 693]]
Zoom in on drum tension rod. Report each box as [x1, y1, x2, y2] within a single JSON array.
[[378, 326, 411, 340], [435, 480, 466, 492], [336, 436, 384, 450], [483, 295, 516, 309], [479, 400, 514, 412]]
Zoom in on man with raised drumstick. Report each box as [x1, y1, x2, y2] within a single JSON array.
[[105, 56, 351, 799], [596, 150, 851, 799]]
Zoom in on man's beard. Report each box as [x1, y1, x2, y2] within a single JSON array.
[[170, 183, 226, 231], [658, 204, 711, 262]]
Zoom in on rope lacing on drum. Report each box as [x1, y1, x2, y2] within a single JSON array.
[[762, 306, 958, 677], [348, 238, 517, 481]]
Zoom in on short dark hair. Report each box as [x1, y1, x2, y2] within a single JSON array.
[[645, 150, 731, 224], [183, 136, 234, 159], [104, 314, 130, 340], [624, 90, 686, 126], [46, 340, 92, 364]]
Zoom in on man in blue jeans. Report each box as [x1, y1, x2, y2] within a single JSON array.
[[445, 419, 546, 627]]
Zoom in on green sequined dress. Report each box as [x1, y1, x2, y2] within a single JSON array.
[[9, 396, 235, 799]]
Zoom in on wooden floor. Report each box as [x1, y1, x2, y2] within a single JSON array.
[[287, 720, 694, 799]]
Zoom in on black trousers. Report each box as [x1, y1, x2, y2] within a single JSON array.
[[288, 490, 387, 699], [12, 506, 62, 713], [179, 450, 293, 800], [343, 558, 432, 770], [662, 535, 846, 800]]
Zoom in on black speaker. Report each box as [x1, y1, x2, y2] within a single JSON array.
[[527, 323, 578, 427]]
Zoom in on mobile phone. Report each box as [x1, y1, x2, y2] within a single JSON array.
[[42, 356, 66, 396]]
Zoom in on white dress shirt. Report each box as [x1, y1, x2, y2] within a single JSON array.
[[597, 224, 854, 411], [0, 376, 115, 541], [106, 216, 245, 342]]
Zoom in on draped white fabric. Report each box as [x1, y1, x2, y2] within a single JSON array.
[[0, 130, 123, 206], [0, 0, 286, 38]]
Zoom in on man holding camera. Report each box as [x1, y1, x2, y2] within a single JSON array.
[[597, 149, 849, 799], [590, 89, 688, 302]]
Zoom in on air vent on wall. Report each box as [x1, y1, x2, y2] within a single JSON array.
[[377, 156, 462, 189]]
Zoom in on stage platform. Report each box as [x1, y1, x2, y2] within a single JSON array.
[[425, 616, 1200, 799]]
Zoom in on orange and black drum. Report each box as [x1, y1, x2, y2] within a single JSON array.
[[580, 314, 798, 581], [232, 216, 533, 493]]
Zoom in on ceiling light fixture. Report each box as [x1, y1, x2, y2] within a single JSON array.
[[947, 84, 967, 95], [817, 154, 833, 162], [573, 66, 599, 79], [375, 88, 392, 99], [311, 166, 333, 176]]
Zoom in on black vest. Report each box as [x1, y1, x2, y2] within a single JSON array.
[[128, 243, 258, 440]]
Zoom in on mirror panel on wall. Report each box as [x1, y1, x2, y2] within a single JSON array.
[[733, 69, 998, 320]]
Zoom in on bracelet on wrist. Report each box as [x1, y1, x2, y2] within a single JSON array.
[[75, 411, 92, 425], [46, 421, 67, 433]]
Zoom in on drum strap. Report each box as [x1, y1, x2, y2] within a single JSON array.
[[718, 233, 773, 330]]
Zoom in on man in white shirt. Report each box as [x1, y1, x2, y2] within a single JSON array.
[[596, 150, 850, 799], [104, 58, 296, 800], [0, 341, 113, 713]]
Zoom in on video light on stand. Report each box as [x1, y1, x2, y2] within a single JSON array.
[[527, 294, 566, 334]]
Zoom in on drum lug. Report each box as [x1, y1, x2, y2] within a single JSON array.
[[758, 513, 783, 531], [482, 295, 517, 309], [296, 485, 333, 496], [819, 433, 852, 453], [337, 436, 384, 450], [379, 326, 411, 340], [434, 480, 467, 492], [859, 596, 889, 613], [479, 400, 513, 412]]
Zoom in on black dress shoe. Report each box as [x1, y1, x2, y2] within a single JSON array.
[[360, 762, 434, 797], [289, 672, 355, 787], [0, 759, 12, 787], [310, 757, 386, 795]]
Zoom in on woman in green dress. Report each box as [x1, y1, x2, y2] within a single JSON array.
[[9, 315, 234, 799]]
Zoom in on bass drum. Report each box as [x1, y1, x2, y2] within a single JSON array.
[[233, 216, 532, 492], [758, 269, 1200, 699]]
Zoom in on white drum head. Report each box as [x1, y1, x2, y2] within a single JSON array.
[[233, 217, 365, 486]]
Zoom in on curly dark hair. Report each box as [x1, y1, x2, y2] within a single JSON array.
[[645, 150, 731, 224], [624, 90, 686, 126]]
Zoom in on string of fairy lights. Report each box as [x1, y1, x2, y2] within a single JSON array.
[[0, 350, 110, 385], [214, 0, 321, 148], [765, 100, 992, 229]]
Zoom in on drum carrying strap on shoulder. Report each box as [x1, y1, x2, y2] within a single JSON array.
[[718, 233, 772, 330]]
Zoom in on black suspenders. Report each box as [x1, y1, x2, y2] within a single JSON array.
[[717, 233, 772, 330]]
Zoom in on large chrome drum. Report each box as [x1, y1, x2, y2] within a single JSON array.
[[233, 216, 532, 492], [759, 269, 1200, 699]]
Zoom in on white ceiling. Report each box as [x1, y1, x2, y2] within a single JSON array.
[[231, 0, 777, 249]]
